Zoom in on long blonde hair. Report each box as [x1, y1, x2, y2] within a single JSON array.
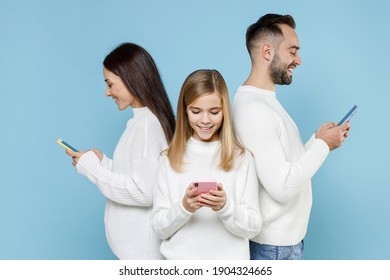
[[167, 69, 244, 172]]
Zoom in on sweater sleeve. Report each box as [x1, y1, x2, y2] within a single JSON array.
[[216, 153, 262, 239], [76, 151, 158, 206], [100, 154, 113, 170], [234, 102, 329, 203], [75, 117, 164, 207], [152, 157, 193, 240], [304, 133, 317, 150]]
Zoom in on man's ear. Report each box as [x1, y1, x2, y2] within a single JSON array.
[[261, 43, 273, 61]]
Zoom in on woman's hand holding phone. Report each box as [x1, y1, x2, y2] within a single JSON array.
[[199, 183, 226, 211], [66, 148, 103, 166], [90, 148, 103, 161], [65, 149, 86, 166]]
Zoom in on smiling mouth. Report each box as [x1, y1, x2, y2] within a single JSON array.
[[288, 63, 296, 74], [198, 126, 214, 133]]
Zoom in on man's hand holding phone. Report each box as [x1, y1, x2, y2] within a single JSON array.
[[315, 105, 357, 151], [316, 122, 350, 151]]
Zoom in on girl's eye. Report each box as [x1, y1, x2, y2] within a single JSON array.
[[191, 110, 200, 114], [210, 111, 221, 115]]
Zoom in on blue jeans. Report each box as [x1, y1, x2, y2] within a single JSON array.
[[250, 240, 304, 260]]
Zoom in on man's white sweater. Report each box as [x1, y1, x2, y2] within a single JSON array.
[[232, 86, 329, 246], [76, 107, 166, 259]]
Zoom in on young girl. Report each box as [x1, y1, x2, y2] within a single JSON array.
[[66, 43, 175, 259], [152, 69, 262, 259]]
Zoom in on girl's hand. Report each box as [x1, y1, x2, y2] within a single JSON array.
[[65, 149, 86, 166], [199, 183, 226, 211], [182, 184, 202, 213]]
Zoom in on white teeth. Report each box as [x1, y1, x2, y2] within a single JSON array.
[[200, 127, 212, 132]]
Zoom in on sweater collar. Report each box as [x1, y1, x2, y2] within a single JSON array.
[[239, 85, 276, 98], [132, 106, 151, 119], [187, 137, 220, 154]]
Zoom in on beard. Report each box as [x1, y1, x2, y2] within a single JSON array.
[[269, 53, 293, 85]]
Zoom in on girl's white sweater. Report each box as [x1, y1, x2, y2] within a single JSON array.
[[152, 138, 262, 259]]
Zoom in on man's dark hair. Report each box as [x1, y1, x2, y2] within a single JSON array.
[[246, 14, 296, 56]]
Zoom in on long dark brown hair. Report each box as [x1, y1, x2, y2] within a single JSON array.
[[103, 42, 175, 143]]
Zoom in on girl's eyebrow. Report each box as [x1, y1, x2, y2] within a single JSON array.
[[189, 106, 222, 110]]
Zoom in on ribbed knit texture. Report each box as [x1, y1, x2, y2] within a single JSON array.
[[232, 85, 329, 246], [152, 138, 262, 259], [76, 107, 166, 259]]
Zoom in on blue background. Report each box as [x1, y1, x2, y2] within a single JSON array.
[[1, 0, 389, 260]]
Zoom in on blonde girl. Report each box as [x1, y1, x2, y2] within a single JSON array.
[[152, 69, 262, 259]]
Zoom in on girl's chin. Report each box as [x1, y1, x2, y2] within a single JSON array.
[[194, 132, 218, 142]]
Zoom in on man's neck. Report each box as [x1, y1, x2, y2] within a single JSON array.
[[243, 67, 275, 92]]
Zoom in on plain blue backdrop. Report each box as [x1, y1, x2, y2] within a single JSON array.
[[1, 0, 389, 260]]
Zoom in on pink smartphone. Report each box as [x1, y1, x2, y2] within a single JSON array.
[[193, 181, 217, 195]]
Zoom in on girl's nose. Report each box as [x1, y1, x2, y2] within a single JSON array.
[[201, 113, 211, 124]]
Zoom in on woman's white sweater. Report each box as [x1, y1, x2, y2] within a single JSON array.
[[76, 107, 166, 259]]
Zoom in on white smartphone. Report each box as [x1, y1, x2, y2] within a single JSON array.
[[338, 105, 358, 125], [193, 181, 217, 195]]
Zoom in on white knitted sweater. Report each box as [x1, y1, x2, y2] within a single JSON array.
[[152, 138, 262, 259], [76, 107, 166, 259], [232, 86, 329, 246]]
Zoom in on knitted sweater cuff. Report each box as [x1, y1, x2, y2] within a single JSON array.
[[76, 151, 101, 177]]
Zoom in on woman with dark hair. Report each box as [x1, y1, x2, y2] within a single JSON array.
[[66, 43, 175, 259]]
